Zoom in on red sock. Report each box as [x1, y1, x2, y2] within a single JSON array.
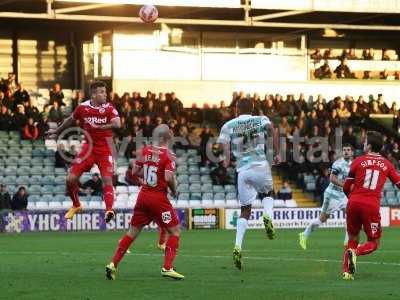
[[103, 184, 114, 211], [342, 240, 358, 273], [112, 235, 134, 267], [163, 235, 179, 270], [159, 227, 167, 245], [67, 180, 80, 207], [356, 241, 378, 256]]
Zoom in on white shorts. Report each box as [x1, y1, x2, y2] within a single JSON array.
[[237, 161, 273, 207], [321, 189, 348, 214]]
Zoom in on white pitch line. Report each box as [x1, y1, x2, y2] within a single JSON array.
[[1, 251, 400, 267]]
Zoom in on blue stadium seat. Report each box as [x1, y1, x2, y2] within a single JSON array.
[[30, 175, 42, 185], [177, 184, 189, 193], [201, 183, 213, 193], [189, 183, 201, 193], [213, 185, 224, 193], [29, 185, 42, 195]]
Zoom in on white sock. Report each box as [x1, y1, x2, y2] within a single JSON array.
[[304, 219, 323, 238], [262, 197, 274, 220], [344, 229, 349, 245], [235, 218, 248, 249]]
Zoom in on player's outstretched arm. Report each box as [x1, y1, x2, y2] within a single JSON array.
[[45, 116, 75, 138], [330, 173, 343, 187]]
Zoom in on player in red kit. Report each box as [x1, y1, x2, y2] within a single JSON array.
[[342, 131, 400, 280], [105, 124, 184, 280], [46, 81, 121, 223]]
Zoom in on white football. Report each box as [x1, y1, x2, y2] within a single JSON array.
[[139, 5, 158, 23]]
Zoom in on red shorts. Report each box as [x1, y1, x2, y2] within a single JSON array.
[[131, 190, 179, 228], [346, 200, 381, 240], [70, 143, 114, 178]]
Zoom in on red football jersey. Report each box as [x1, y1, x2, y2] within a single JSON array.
[[134, 145, 176, 193], [72, 100, 119, 155], [344, 153, 400, 207]]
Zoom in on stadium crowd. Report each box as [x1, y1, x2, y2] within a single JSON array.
[[1, 72, 400, 207], [310, 48, 400, 80]]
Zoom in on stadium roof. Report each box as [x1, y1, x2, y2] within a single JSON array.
[[2, 0, 400, 31]]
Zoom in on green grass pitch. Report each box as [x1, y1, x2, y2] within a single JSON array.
[[2, 228, 400, 300]]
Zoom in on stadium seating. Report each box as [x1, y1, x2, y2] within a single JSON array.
[[2, 129, 398, 211]]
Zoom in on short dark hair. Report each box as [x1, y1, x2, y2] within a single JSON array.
[[367, 131, 383, 152], [90, 81, 106, 92], [342, 143, 354, 150], [237, 98, 254, 115]]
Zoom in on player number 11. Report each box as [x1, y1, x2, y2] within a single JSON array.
[[363, 169, 380, 190]]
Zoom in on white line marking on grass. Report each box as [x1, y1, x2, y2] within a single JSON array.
[[1, 251, 400, 267]]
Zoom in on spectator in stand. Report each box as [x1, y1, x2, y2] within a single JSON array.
[[277, 181, 293, 202], [71, 90, 84, 112], [23, 117, 39, 140], [0, 105, 11, 130], [25, 98, 40, 122], [356, 96, 370, 116], [49, 83, 65, 106], [0, 183, 11, 211], [380, 69, 389, 79], [48, 101, 63, 124], [11, 186, 28, 211], [199, 125, 213, 165], [349, 102, 362, 122], [13, 83, 30, 110], [392, 142, 400, 162], [348, 48, 357, 59], [370, 100, 382, 114], [307, 110, 320, 129], [12, 104, 28, 131], [311, 49, 322, 61], [279, 116, 292, 138], [160, 105, 172, 122], [79, 173, 103, 196], [314, 60, 332, 79], [395, 71, 400, 80], [334, 58, 353, 79], [342, 126, 357, 148], [1, 72, 16, 93], [377, 94, 390, 114], [328, 109, 341, 128], [129, 100, 142, 119], [169, 92, 183, 119], [382, 49, 391, 61], [131, 91, 142, 105], [295, 93, 308, 115], [142, 100, 157, 120], [0, 91, 5, 107], [315, 168, 330, 204], [389, 102, 398, 115], [114, 116, 130, 140], [323, 48, 332, 59], [362, 48, 374, 60], [363, 70, 373, 79], [141, 115, 154, 138], [336, 100, 351, 119]]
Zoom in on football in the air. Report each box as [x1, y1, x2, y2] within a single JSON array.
[[139, 5, 158, 23]]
